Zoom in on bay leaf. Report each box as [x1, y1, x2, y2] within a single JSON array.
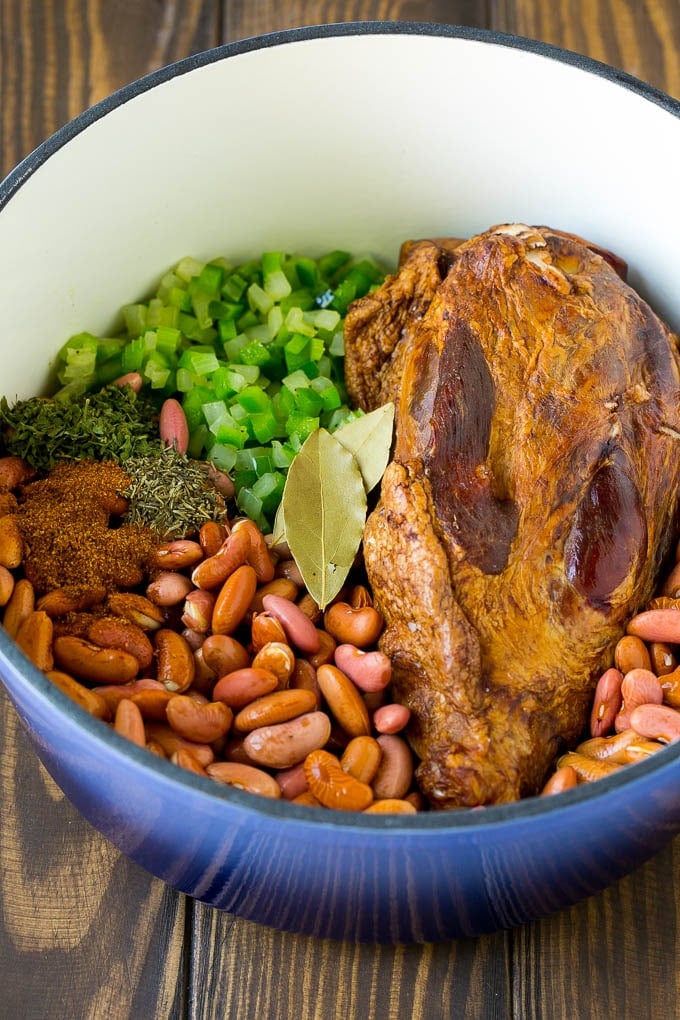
[[281, 427, 367, 608], [270, 500, 286, 547], [333, 402, 395, 493]]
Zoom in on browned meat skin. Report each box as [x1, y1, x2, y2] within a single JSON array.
[[344, 224, 680, 808]]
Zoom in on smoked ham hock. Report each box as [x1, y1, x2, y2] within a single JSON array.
[[343, 223, 680, 808]]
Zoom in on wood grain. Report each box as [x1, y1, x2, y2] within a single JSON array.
[[2, 2, 680, 1019], [0, 0, 220, 177], [0, 688, 187, 1019], [493, 0, 680, 98], [188, 907, 511, 1019]]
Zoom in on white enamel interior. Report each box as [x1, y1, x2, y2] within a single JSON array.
[[1, 31, 679, 400]]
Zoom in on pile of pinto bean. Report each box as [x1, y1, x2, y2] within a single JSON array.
[[0, 473, 420, 813], [542, 555, 680, 796]]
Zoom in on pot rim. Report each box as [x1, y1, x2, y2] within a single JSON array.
[[2, 20, 680, 833]]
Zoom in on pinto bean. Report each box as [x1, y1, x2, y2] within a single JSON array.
[[206, 762, 281, 798], [304, 748, 374, 811], [316, 663, 370, 738], [615, 669, 663, 732], [614, 635, 652, 675], [53, 635, 139, 685], [166, 696, 233, 743], [590, 667, 623, 737], [333, 644, 392, 693], [340, 735, 382, 784], [212, 564, 258, 635], [262, 593, 321, 654], [243, 711, 332, 769], [201, 634, 250, 677], [154, 629, 196, 693], [323, 602, 383, 648], [630, 703, 680, 743], [233, 689, 317, 733], [212, 667, 279, 709], [372, 734, 413, 800], [540, 765, 578, 796], [626, 609, 680, 645]]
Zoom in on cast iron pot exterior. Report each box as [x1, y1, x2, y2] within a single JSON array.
[[1, 24, 680, 943]]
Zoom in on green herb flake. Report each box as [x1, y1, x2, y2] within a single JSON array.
[[123, 445, 227, 539], [0, 385, 159, 471]]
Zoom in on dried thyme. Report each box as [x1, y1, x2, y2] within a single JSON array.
[[0, 385, 160, 471], [123, 445, 227, 539]]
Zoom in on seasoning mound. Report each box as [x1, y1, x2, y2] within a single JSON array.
[[123, 446, 226, 539], [17, 460, 157, 593]]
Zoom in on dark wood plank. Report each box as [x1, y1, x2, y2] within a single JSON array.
[[512, 846, 679, 1019], [188, 6, 512, 1019], [492, 0, 680, 99], [0, 688, 188, 1019], [0, 0, 221, 178], [188, 908, 511, 1019], [223, 0, 488, 41], [0, 3, 218, 1017], [489, 2, 680, 1016]]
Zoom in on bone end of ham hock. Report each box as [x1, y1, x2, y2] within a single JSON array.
[[344, 223, 680, 807]]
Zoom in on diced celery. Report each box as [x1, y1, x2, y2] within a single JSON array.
[[197, 263, 224, 294], [305, 308, 341, 334], [294, 257, 319, 289], [236, 386, 271, 414], [222, 273, 248, 301], [247, 282, 273, 316], [143, 355, 171, 389], [271, 440, 296, 469], [166, 286, 193, 312], [309, 337, 325, 362], [94, 337, 126, 363], [121, 336, 146, 372], [252, 470, 286, 514], [189, 285, 214, 329], [201, 400, 229, 429], [284, 334, 310, 373], [282, 369, 311, 392], [250, 411, 278, 443], [329, 331, 345, 357], [95, 355, 124, 386], [181, 386, 214, 430], [280, 288, 316, 314], [238, 309, 260, 332], [264, 269, 292, 301], [236, 487, 263, 521], [219, 318, 239, 342], [285, 306, 316, 337], [176, 368, 198, 393], [176, 255, 205, 282], [310, 376, 342, 411], [286, 412, 320, 443], [122, 304, 147, 338], [207, 442, 239, 472], [239, 341, 271, 367], [229, 364, 261, 385], [187, 424, 209, 458], [178, 348, 220, 376], [318, 250, 351, 278], [267, 305, 284, 337], [244, 323, 273, 343], [223, 334, 249, 361]]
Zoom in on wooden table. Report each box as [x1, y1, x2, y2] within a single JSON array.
[[1, 3, 679, 1017]]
